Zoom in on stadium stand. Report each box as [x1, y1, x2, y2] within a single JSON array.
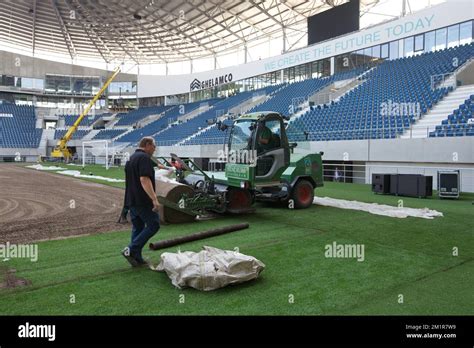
[[114, 105, 170, 126], [98, 112, 112, 118], [54, 129, 90, 140], [102, 44, 474, 147], [64, 114, 97, 127], [181, 44, 474, 146], [0, 102, 42, 148], [185, 69, 368, 145], [92, 129, 128, 140], [154, 85, 283, 145], [11, 43, 467, 150], [430, 94, 474, 137], [116, 98, 220, 145], [286, 43, 474, 141], [6, 45, 473, 150], [248, 67, 368, 116], [184, 117, 234, 145]]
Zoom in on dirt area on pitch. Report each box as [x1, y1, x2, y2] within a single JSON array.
[[0, 164, 127, 244], [0, 267, 31, 289]]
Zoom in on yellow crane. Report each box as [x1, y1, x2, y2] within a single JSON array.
[[51, 67, 121, 159]]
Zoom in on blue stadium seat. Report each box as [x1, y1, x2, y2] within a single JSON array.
[[54, 129, 89, 140], [92, 129, 127, 140], [114, 105, 169, 126]]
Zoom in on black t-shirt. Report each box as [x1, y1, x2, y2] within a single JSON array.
[[124, 149, 155, 208]]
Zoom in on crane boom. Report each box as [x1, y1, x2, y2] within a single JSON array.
[[51, 67, 121, 158]]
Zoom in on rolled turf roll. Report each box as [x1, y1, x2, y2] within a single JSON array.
[[149, 223, 250, 250], [155, 178, 196, 224]]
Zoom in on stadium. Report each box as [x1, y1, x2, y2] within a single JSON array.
[[0, 0, 473, 332]]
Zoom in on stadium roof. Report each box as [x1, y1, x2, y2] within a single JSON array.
[[0, 0, 380, 64]]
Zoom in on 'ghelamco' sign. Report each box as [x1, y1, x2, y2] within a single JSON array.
[[190, 73, 233, 91]]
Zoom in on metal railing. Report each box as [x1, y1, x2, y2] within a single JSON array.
[[431, 73, 456, 91], [311, 92, 333, 106], [431, 57, 474, 92], [290, 96, 307, 114]]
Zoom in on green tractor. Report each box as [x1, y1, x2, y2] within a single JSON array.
[[156, 111, 324, 219]]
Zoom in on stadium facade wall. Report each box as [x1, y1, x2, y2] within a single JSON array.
[[0, 50, 135, 82], [457, 61, 474, 84], [138, 0, 473, 98], [365, 161, 474, 193], [156, 137, 473, 165], [308, 137, 473, 164], [0, 147, 44, 162]]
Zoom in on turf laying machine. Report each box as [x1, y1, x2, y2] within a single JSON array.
[[154, 111, 324, 223]]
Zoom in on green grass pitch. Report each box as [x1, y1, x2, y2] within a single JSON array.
[[1, 164, 472, 315]]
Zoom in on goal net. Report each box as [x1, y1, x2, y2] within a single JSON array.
[[82, 140, 110, 169], [81, 140, 130, 169]]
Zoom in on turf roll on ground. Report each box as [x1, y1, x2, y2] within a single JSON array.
[[149, 223, 250, 250]]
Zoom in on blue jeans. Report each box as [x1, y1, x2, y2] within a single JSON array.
[[128, 206, 160, 262]]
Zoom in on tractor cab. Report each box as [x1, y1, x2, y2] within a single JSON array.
[[228, 112, 290, 182]]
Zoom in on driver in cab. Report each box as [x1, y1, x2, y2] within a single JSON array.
[[256, 123, 278, 153]]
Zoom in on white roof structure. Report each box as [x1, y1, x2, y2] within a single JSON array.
[[0, 0, 381, 64]]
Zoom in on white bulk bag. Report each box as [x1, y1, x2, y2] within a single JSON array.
[[154, 246, 265, 291]]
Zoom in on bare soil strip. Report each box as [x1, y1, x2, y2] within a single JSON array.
[[0, 165, 127, 244]]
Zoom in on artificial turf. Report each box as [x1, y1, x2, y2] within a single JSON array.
[[1, 164, 472, 315]]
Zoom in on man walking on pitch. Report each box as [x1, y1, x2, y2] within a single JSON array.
[[121, 136, 161, 267]]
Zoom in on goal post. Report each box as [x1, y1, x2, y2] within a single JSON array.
[[81, 140, 131, 169], [82, 140, 110, 169]]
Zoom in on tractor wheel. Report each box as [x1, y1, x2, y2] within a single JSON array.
[[226, 188, 253, 214], [290, 179, 314, 209]]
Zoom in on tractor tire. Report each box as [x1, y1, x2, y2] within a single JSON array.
[[290, 179, 314, 209], [226, 188, 253, 214]]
